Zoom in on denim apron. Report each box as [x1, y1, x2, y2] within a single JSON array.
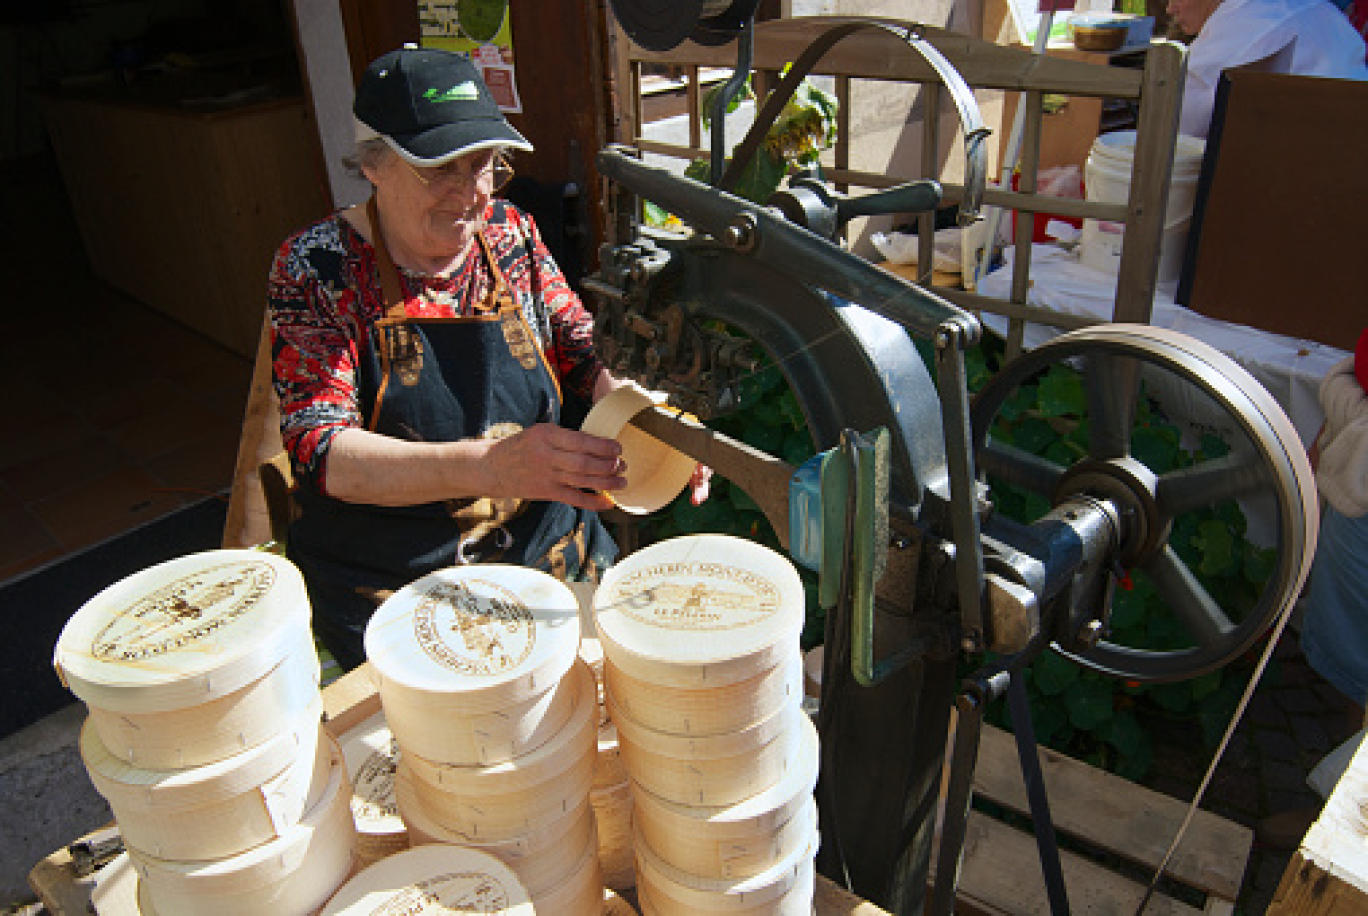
[[289, 202, 615, 670]]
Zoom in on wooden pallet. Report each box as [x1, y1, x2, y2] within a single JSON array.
[[948, 724, 1253, 915]]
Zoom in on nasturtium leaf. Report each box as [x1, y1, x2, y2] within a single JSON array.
[[1032, 650, 1080, 696], [1065, 678, 1115, 730], [1149, 681, 1194, 713], [1131, 424, 1181, 474], [1101, 709, 1146, 759], [1037, 367, 1086, 418], [741, 418, 785, 454], [1199, 432, 1230, 460], [1110, 584, 1148, 631], [1013, 416, 1058, 455], [1190, 669, 1222, 701], [727, 485, 760, 514], [781, 428, 816, 466], [1195, 519, 1237, 577]]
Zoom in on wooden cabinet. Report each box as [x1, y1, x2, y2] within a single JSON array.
[[41, 92, 330, 357]]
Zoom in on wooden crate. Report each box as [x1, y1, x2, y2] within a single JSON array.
[[1266, 733, 1368, 914], [948, 723, 1253, 915]]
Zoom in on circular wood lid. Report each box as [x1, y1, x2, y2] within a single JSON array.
[[401, 657, 597, 798], [593, 535, 804, 688], [337, 710, 405, 837], [80, 698, 324, 812], [54, 550, 312, 714], [130, 732, 353, 896], [581, 382, 697, 515], [321, 845, 534, 915], [631, 708, 819, 839], [365, 565, 580, 713]]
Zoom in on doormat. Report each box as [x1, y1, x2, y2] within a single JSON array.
[[0, 496, 229, 741]]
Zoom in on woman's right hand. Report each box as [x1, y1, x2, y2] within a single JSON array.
[[486, 423, 627, 512]]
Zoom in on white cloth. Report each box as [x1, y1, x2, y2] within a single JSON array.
[[976, 245, 1348, 449], [1181, 0, 1368, 138], [1316, 356, 1368, 518]]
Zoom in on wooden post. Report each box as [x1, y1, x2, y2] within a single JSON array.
[[221, 318, 283, 549]]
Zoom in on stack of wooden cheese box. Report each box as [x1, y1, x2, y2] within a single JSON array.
[[364, 565, 604, 914], [593, 534, 821, 915], [335, 709, 408, 868], [53, 550, 355, 914], [568, 579, 637, 894]]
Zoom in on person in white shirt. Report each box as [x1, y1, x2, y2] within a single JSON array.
[[1166, 0, 1368, 137]]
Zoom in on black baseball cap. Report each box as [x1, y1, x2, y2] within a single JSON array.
[[353, 44, 532, 166]]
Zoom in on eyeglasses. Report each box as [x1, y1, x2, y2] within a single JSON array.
[[399, 153, 514, 195]]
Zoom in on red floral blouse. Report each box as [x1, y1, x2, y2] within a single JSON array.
[[268, 200, 602, 496]]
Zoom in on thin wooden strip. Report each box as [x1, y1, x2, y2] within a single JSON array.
[[1113, 41, 1185, 325]]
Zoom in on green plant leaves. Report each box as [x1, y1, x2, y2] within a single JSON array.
[[1033, 650, 1080, 696], [1037, 367, 1086, 418], [1194, 519, 1237, 578], [1065, 677, 1115, 730]]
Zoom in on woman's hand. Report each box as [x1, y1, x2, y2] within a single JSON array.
[[689, 463, 713, 505], [486, 423, 627, 512]]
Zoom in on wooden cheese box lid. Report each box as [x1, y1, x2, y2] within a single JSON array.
[[634, 817, 817, 915], [365, 565, 580, 714], [130, 732, 355, 916], [54, 550, 312, 715], [581, 382, 697, 515], [397, 658, 597, 839], [336, 710, 408, 864], [402, 793, 597, 898], [632, 707, 818, 843], [593, 535, 804, 689], [81, 700, 328, 861], [321, 845, 534, 915], [604, 650, 802, 737]]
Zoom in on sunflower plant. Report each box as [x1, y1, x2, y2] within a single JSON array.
[[644, 69, 839, 225]]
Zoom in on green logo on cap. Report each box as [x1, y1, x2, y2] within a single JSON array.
[[425, 80, 479, 103]]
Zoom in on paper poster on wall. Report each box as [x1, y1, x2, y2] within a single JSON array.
[[419, 0, 522, 113]]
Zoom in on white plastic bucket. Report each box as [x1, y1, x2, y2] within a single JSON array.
[[1079, 131, 1205, 285]]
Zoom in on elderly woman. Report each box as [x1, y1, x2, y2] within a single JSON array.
[[269, 46, 706, 670], [1166, 0, 1368, 137]]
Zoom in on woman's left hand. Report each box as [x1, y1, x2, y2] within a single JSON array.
[[689, 463, 713, 505]]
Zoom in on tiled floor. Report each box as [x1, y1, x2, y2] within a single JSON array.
[[0, 154, 253, 584]]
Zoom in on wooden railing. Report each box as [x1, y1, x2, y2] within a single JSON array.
[[608, 16, 1186, 352]]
